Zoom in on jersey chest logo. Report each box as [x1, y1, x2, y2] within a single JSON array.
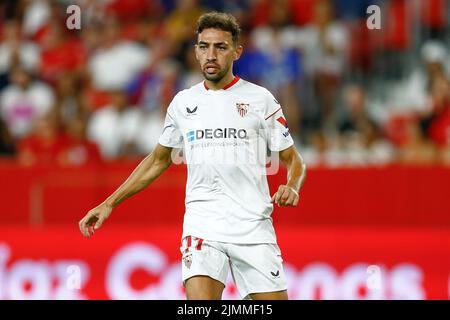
[[186, 106, 197, 113], [186, 106, 198, 116], [186, 106, 198, 113], [236, 103, 249, 117]]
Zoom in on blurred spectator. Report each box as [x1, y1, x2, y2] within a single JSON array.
[[128, 58, 181, 112], [0, 118, 15, 156], [232, 31, 261, 83], [22, 0, 52, 39], [289, 0, 320, 26], [103, 0, 157, 23], [74, 0, 108, 26], [128, 59, 180, 154], [301, 130, 347, 167], [419, 0, 448, 40], [38, 22, 86, 84], [87, 90, 141, 159], [339, 84, 395, 165], [390, 40, 449, 115], [17, 111, 68, 166], [165, 0, 204, 44], [59, 115, 102, 166], [339, 85, 372, 132], [249, 0, 306, 28], [249, 0, 278, 27], [79, 23, 103, 55], [426, 75, 450, 149], [421, 41, 449, 84], [54, 72, 85, 127], [382, 0, 411, 52], [134, 107, 166, 156], [357, 120, 395, 165], [1, 0, 20, 20], [369, 0, 411, 81], [398, 120, 437, 165], [440, 147, 450, 165], [296, 0, 349, 129], [0, 67, 55, 139], [181, 49, 204, 88], [87, 18, 148, 91], [127, 39, 179, 110], [0, 19, 40, 88], [333, 0, 375, 21]]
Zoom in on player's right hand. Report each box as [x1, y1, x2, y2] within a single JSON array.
[[78, 203, 113, 238], [271, 185, 300, 207]]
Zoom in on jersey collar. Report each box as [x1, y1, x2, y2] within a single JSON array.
[[203, 75, 240, 91]]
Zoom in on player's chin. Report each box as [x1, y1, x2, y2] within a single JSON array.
[[203, 67, 225, 78], [203, 72, 222, 81]]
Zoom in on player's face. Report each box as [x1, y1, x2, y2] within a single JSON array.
[[195, 28, 242, 82]]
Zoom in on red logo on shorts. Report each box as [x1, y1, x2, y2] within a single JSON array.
[[183, 254, 192, 269]]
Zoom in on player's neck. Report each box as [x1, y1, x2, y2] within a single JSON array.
[[204, 73, 236, 91]]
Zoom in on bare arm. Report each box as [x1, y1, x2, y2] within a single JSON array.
[[271, 145, 306, 207], [79, 143, 174, 237]]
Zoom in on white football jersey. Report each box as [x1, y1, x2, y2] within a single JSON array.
[[158, 76, 294, 244]]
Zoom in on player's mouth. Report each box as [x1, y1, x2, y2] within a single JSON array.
[[204, 64, 220, 74]]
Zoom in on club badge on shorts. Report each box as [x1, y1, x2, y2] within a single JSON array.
[[236, 103, 249, 117], [183, 253, 192, 269]]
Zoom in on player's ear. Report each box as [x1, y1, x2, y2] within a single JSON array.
[[233, 45, 243, 61]]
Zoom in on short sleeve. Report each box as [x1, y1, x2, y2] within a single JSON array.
[[158, 98, 183, 148], [264, 91, 294, 152]]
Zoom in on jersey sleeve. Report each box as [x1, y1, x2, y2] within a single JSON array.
[[158, 97, 183, 148], [264, 91, 294, 152]]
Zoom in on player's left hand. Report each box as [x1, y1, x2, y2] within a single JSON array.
[[271, 185, 299, 207]]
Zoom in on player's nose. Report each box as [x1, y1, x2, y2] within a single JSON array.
[[206, 47, 217, 60]]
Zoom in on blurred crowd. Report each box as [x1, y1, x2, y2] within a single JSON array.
[[0, 0, 449, 167]]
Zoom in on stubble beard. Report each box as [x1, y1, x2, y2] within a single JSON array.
[[203, 63, 231, 83]]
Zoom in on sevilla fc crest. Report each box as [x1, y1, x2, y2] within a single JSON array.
[[236, 103, 249, 117], [183, 254, 192, 269]]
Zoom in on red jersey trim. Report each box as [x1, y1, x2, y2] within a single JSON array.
[[204, 76, 240, 91], [265, 107, 282, 120]]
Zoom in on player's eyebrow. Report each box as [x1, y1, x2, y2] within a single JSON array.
[[198, 41, 229, 47]]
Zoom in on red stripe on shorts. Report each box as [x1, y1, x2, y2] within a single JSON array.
[[187, 236, 192, 248], [184, 236, 192, 253], [196, 238, 203, 250]]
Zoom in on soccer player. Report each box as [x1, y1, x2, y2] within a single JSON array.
[[79, 12, 306, 300]]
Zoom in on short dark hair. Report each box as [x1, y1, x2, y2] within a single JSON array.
[[196, 12, 241, 46]]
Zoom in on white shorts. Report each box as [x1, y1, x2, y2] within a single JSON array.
[[180, 236, 287, 299]]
